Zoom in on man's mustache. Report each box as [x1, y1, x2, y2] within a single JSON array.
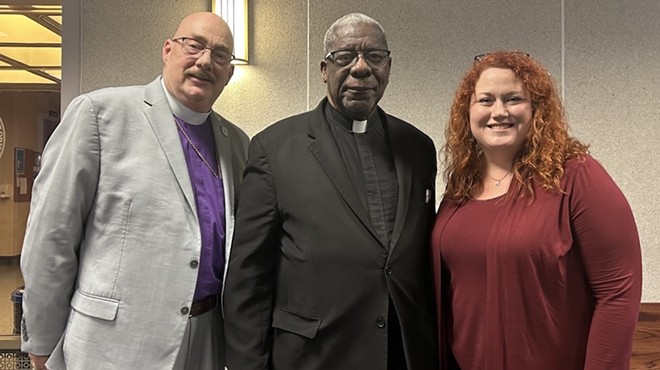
[[185, 69, 215, 83]]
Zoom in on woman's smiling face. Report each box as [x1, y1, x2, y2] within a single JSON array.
[[469, 67, 533, 157]]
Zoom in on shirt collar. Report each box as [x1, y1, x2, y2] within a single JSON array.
[[160, 76, 210, 125], [325, 101, 376, 133]]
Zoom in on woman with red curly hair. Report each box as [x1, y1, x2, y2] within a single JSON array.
[[431, 51, 642, 369]]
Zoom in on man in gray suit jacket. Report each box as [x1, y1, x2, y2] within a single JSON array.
[[20, 12, 248, 370], [224, 13, 438, 370]]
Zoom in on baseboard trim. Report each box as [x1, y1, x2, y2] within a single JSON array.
[[0, 256, 20, 265], [0, 335, 20, 350]]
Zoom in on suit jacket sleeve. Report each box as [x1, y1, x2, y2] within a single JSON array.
[[224, 135, 280, 370], [20, 94, 100, 355]]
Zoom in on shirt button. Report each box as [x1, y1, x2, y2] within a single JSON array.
[[376, 316, 386, 328], [180, 307, 190, 315], [385, 265, 393, 275], [190, 260, 199, 268]]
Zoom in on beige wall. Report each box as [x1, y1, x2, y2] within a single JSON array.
[[61, 0, 660, 300], [0, 92, 59, 256]]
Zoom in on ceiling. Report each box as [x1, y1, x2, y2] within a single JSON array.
[[0, 1, 61, 92]]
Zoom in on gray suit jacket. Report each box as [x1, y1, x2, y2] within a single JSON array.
[[20, 77, 249, 370]]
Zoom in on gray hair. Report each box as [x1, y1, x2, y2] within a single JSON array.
[[323, 13, 387, 54]]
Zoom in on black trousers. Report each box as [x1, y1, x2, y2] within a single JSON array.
[[388, 300, 407, 370]]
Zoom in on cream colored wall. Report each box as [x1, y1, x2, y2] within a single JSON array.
[[0, 92, 59, 256], [62, 0, 660, 300], [61, 0, 210, 108]]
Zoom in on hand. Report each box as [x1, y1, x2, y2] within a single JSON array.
[[29, 353, 49, 370]]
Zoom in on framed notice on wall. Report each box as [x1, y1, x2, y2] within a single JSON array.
[[16, 148, 25, 175], [14, 147, 36, 203]]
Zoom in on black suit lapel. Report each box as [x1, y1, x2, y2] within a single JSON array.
[[306, 102, 381, 243], [381, 110, 413, 251]]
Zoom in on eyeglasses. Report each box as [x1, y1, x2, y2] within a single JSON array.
[[473, 51, 531, 62], [172, 37, 235, 68], [325, 49, 391, 68]]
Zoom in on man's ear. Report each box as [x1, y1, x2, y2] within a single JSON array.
[[162, 39, 173, 64], [225, 64, 235, 86], [320, 60, 328, 83]]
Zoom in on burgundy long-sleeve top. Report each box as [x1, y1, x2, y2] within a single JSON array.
[[431, 155, 642, 370]]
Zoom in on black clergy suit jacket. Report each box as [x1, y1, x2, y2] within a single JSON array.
[[223, 99, 439, 370]]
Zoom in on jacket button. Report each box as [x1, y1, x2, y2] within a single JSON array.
[[180, 307, 190, 315], [385, 265, 393, 275], [190, 260, 199, 268], [376, 316, 386, 328]]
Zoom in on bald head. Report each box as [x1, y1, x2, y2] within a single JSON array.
[[173, 12, 234, 51]]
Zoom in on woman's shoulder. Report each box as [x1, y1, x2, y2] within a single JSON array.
[[562, 153, 621, 194], [563, 154, 606, 178]]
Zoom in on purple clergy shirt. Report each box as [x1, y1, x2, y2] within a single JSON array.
[[175, 116, 226, 302]]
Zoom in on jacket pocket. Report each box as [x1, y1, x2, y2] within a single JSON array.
[[70, 289, 120, 321], [272, 307, 322, 339]]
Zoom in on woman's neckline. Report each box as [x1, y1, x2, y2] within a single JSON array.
[[471, 192, 508, 202]]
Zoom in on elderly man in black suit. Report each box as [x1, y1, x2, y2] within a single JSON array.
[[224, 12, 438, 370]]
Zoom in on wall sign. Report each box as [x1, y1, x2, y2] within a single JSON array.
[[0, 116, 5, 159], [14, 147, 35, 203]]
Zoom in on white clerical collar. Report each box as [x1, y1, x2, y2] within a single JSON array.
[[160, 77, 209, 125], [352, 120, 368, 134]]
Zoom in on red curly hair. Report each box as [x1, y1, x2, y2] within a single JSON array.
[[443, 50, 589, 202]]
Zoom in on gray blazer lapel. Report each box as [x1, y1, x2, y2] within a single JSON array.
[[210, 112, 234, 212], [306, 102, 380, 242], [210, 112, 237, 289], [142, 78, 197, 218]]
